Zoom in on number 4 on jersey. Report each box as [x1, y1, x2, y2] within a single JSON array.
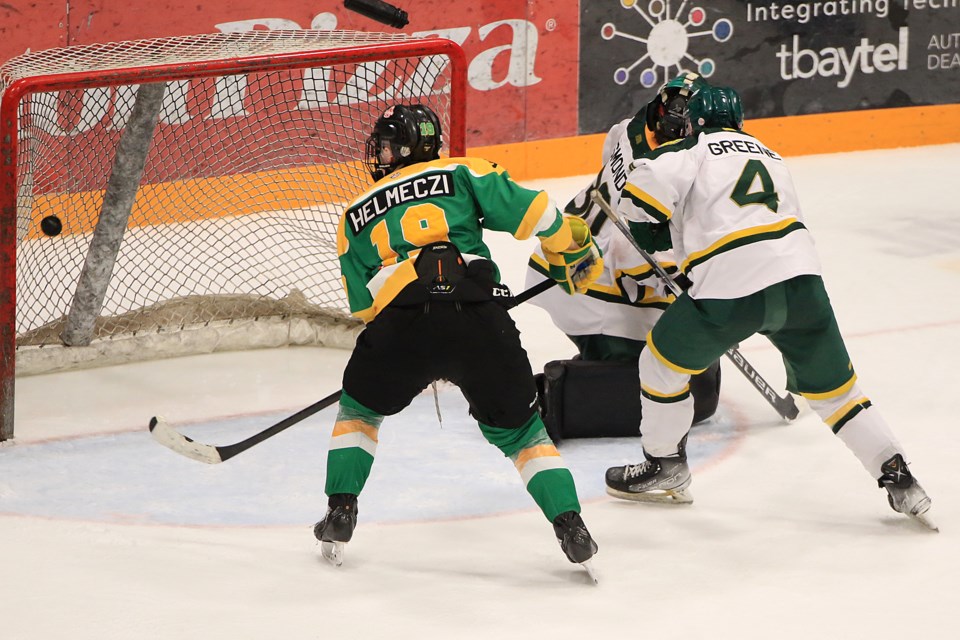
[[731, 159, 780, 213]]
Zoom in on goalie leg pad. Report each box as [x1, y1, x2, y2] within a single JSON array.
[[690, 360, 721, 425], [537, 357, 722, 443], [538, 359, 642, 442]]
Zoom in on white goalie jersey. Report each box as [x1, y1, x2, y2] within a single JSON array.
[[619, 128, 823, 300], [525, 113, 678, 342]]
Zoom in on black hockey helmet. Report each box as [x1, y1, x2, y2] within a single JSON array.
[[645, 71, 708, 144], [365, 104, 443, 181]]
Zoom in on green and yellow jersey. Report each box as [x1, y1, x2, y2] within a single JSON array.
[[338, 157, 570, 322]]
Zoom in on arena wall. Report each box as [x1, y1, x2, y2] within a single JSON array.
[[2, 0, 958, 181]]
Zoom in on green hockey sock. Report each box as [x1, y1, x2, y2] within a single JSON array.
[[324, 391, 383, 497], [480, 414, 582, 522]]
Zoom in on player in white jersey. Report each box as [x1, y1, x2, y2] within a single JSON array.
[[525, 73, 720, 441], [603, 86, 936, 530]]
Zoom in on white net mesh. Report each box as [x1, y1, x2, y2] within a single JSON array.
[[2, 30, 459, 374]]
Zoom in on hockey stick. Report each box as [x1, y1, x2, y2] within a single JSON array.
[[149, 278, 558, 464], [589, 191, 799, 421], [504, 276, 555, 308], [149, 391, 343, 464]]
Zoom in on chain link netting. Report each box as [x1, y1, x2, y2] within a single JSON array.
[[2, 31, 455, 371]]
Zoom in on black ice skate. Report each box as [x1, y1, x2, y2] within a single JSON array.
[[605, 437, 692, 504], [552, 511, 599, 583], [313, 493, 359, 566], [877, 454, 937, 531]]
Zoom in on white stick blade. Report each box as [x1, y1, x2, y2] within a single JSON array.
[[149, 416, 223, 464]]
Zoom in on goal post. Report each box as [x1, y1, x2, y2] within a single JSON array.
[[0, 30, 467, 441]]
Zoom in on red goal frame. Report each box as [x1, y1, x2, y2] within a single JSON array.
[[0, 34, 467, 441]]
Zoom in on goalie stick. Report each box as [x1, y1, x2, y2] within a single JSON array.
[[589, 190, 799, 422], [149, 277, 557, 464]]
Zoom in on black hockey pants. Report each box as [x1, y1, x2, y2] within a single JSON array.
[[342, 300, 540, 429]]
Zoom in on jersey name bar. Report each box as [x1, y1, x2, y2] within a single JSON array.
[[707, 139, 782, 160], [348, 172, 456, 235]]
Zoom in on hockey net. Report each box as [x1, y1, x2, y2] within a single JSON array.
[[0, 30, 466, 439]]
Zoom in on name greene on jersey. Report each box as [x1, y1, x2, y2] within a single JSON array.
[[347, 172, 455, 235], [707, 138, 782, 161]]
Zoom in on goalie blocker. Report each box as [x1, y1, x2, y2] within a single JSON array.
[[535, 358, 721, 443]]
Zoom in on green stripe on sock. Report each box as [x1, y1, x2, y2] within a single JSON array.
[[325, 447, 375, 496], [526, 468, 582, 522]]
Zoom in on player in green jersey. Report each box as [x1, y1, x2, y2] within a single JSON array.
[[314, 104, 604, 577]]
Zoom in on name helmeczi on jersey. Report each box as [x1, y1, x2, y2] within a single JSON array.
[[348, 172, 456, 234]]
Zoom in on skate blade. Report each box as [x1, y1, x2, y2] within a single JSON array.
[[320, 541, 345, 566], [605, 485, 694, 504], [911, 510, 939, 532], [580, 560, 599, 585]]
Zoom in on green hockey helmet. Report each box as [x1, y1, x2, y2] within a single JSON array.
[[365, 104, 443, 181], [646, 71, 709, 144], [688, 86, 744, 132]]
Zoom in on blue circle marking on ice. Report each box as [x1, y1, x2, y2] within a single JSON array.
[[0, 391, 742, 526]]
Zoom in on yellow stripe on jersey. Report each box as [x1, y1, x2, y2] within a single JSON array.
[[623, 183, 672, 220], [353, 306, 376, 323], [800, 373, 858, 400], [633, 291, 674, 306], [680, 217, 801, 273], [516, 191, 554, 242], [351, 260, 419, 323], [367, 260, 418, 321], [618, 261, 678, 279], [427, 156, 504, 177], [346, 157, 503, 209], [529, 253, 550, 271], [336, 214, 349, 257], [587, 279, 623, 296], [647, 331, 709, 375]]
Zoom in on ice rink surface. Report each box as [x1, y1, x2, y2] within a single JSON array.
[[2, 143, 959, 639]]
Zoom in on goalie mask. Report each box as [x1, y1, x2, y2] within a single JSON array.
[[646, 71, 708, 145], [365, 104, 443, 181], [689, 86, 744, 133]]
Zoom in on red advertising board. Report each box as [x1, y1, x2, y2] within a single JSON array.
[[0, 1, 579, 147]]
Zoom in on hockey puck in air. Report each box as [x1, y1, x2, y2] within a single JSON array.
[[40, 215, 62, 237]]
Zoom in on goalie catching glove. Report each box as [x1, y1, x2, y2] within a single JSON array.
[[540, 216, 604, 294]]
